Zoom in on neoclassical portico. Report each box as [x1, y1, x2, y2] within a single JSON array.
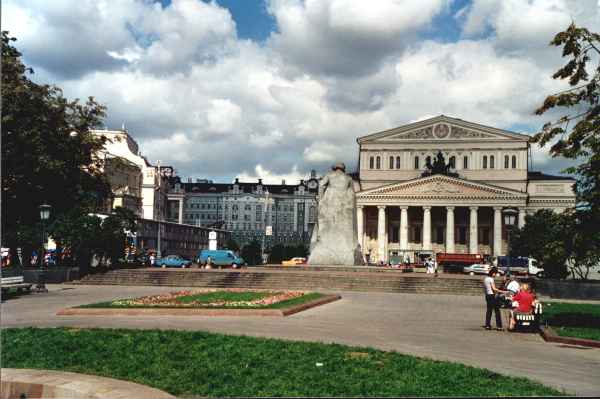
[[356, 175, 528, 263], [354, 115, 576, 263]]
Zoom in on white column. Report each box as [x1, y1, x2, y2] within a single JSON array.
[[377, 205, 387, 263], [518, 208, 526, 229], [356, 205, 364, 249], [446, 206, 455, 253], [178, 199, 184, 224], [493, 206, 503, 256], [422, 206, 432, 250], [469, 206, 479, 254], [400, 206, 409, 250]]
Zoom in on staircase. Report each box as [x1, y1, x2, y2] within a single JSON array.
[[75, 268, 486, 296]]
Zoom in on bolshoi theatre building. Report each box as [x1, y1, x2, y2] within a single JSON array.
[[354, 115, 576, 264]]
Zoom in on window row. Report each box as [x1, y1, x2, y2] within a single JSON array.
[[367, 154, 519, 170]]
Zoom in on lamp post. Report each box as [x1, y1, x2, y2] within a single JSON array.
[[36, 204, 51, 293], [261, 189, 270, 265], [502, 208, 518, 276]]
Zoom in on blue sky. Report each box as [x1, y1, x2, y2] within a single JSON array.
[[4, 0, 598, 182]]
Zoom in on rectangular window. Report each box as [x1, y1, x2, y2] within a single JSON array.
[[480, 227, 490, 245], [463, 156, 468, 169], [458, 227, 467, 245], [436, 226, 444, 244], [414, 156, 420, 169], [413, 226, 421, 243]]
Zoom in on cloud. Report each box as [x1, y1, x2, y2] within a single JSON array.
[[237, 164, 307, 185], [3, 0, 590, 182]]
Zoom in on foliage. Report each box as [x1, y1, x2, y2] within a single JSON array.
[[533, 23, 600, 278], [241, 240, 262, 265], [1, 32, 110, 252], [509, 210, 571, 278], [49, 207, 137, 275], [2, 328, 562, 397], [552, 326, 600, 342], [224, 238, 240, 253]]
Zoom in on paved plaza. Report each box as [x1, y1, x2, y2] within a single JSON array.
[[2, 284, 600, 396]]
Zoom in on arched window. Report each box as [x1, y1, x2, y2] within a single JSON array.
[[504, 155, 509, 169], [463, 156, 468, 170], [512, 155, 517, 169], [396, 156, 401, 169], [482, 155, 488, 169], [490, 155, 495, 169], [414, 156, 420, 169], [449, 156, 456, 169], [369, 156, 374, 169], [376, 156, 381, 169], [389, 156, 394, 169]]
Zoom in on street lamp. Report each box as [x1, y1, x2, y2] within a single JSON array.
[[261, 189, 270, 265], [36, 204, 51, 293], [502, 208, 518, 276]]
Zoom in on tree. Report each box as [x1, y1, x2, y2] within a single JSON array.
[[241, 240, 262, 266], [509, 210, 571, 279], [1, 32, 110, 253], [224, 238, 240, 253], [533, 23, 600, 278]]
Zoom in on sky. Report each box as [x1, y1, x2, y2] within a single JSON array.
[[4, 0, 600, 183]]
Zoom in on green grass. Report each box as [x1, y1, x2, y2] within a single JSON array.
[[79, 291, 326, 310], [552, 326, 600, 341], [1, 328, 563, 397], [543, 302, 600, 341], [175, 291, 273, 304]]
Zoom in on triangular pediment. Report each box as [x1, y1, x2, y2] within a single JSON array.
[[357, 175, 527, 200], [357, 115, 530, 143]]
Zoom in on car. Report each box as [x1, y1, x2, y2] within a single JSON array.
[[463, 263, 504, 276], [154, 254, 192, 268], [281, 257, 307, 266], [197, 250, 245, 268]]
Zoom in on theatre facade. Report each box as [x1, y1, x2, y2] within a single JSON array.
[[354, 115, 576, 264]]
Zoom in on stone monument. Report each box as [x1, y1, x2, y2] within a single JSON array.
[[308, 163, 363, 265]]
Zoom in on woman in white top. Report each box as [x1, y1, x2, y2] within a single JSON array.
[[483, 267, 507, 330]]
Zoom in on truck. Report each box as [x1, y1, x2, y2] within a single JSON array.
[[436, 253, 485, 273], [496, 256, 544, 277]]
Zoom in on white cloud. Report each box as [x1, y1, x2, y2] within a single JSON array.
[[3, 0, 589, 181], [237, 164, 306, 185]]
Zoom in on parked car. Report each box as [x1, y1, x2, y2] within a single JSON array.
[[154, 254, 192, 268], [196, 250, 245, 268], [281, 257, 307, 266], [463, 263, 504, 276]]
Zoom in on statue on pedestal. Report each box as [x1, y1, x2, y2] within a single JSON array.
[[308, 163, 363, 265]]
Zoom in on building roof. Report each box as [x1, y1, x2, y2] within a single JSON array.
[[357, 115, 531, 143], [174, 178, 318, 195], [527, 171, 574, 181]]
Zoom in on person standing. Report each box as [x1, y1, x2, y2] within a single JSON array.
[[149, 253, 156, 267], [483, 267, 507, 330]]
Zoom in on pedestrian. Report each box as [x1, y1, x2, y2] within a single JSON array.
[[483, 267, 507, 331], [149, 253, 156, 266]]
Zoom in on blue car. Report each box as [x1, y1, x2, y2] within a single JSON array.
[[154, 254, 192, 268], [197, 250, 245, 268]]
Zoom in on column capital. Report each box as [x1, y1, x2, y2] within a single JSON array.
[[422, 206, 432, 210], [377, 205, 387, 210], [356, 205, 364, 209], [469, 206, 479, 211], [493, 206, 503, 211], [446, 206, 455, 211], [399, 205, 409, 210]]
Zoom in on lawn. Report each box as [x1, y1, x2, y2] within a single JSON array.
[[1, 328, 563, 397], [543, 302, 600, 341], [79, 290, 325, 309]]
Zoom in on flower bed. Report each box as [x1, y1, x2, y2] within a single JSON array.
[[80, 289, 323, 309]]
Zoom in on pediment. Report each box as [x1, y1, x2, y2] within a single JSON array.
[[357, 175, 527, 200], [358, 115, 530, 143]]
